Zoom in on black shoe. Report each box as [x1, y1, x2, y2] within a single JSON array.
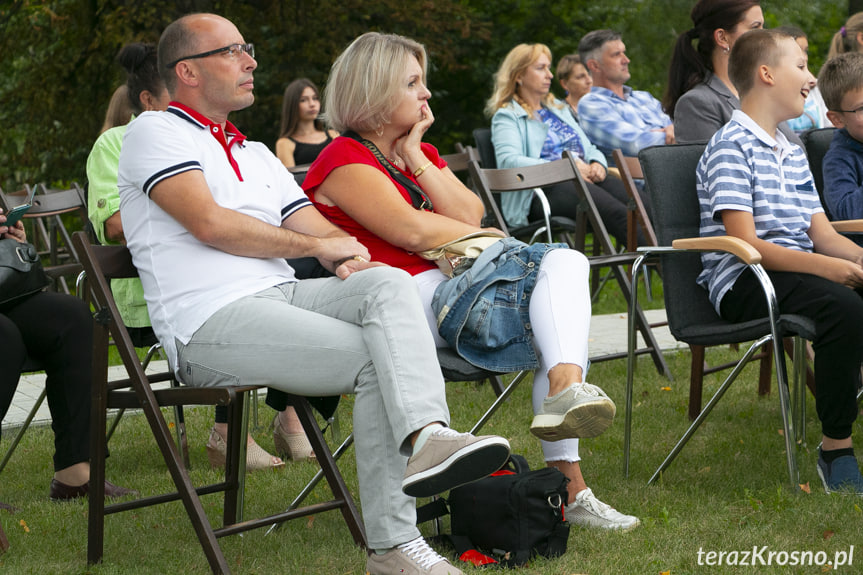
[[49, 478, 138, 502]]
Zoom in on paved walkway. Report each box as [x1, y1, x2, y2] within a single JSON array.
[[2, 309, 681, 433]]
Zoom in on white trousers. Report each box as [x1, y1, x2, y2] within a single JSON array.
[[416, 248, 591, 463]]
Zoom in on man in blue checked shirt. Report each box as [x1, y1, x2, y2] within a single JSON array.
[[577, 29, 674, 160]]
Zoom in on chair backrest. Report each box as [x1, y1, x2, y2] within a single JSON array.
[[467, 156, 582, 238], [288, 163, 311, 186], [440, 146, 479, 175], [612, 149, 657, 252], [2, 184, 86, 293], [638, 143, 720, 338], [800, 127, 836, 217], [472, 128, 497, 169], [467, 152, 616, 252]]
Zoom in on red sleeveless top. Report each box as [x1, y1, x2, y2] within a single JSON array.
[[302, 136, 447, 276]]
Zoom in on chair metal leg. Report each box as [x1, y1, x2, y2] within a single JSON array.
[[751, 265, 799, 490], [647, 335, 772, 485], [469, 371, 529, 435], [624, 254, 647, 478], [265, 432, 355, 535], [0, 388, 46, 474]]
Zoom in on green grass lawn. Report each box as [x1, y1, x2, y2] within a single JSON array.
[[2, 340, 861, 574], [3, 271, 861, 574]]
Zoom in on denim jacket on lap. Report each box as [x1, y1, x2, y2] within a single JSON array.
[[432, 238, 566, 372]]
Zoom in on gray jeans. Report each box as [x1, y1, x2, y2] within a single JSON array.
[[176, 266, 450, 548]]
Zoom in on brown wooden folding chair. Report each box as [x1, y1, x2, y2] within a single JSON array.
[[72, 231, 366, 575]]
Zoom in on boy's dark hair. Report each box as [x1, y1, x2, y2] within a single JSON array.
[[818, 52, 863, 112], [773, 24, 806, 41], [728, 28, 794, 98], [578, 29, 621, 67]]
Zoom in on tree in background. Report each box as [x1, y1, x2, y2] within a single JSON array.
[[0, 0, 847, 192]]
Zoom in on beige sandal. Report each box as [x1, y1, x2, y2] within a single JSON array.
[[272, 416, 316, 461], [205, 427, 285, 471]]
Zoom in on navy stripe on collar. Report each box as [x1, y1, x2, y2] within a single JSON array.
[[166, 106, 206, 129]]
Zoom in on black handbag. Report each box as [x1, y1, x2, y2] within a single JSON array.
[[0, 238, 50, 307], [417, 454, 570, 567]]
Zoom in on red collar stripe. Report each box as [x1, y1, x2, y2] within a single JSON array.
[[167, 102, 247, 181]]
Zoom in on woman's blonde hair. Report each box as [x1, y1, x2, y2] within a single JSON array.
[[828, 12, 863, 61], [100, 85, 134, 134], [485, 44, 556, 118], [324, 32, 427, 133]]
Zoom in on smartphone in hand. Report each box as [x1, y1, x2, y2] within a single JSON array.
[[2, 187, 37, 227]]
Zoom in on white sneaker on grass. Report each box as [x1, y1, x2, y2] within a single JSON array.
[[366, 536, 462, 575], [530, 382, 616, 441], [565, 487, 640, 531], [402, 427, 510, 498]]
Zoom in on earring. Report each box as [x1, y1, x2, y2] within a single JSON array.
[[375, 124, 384, 137]]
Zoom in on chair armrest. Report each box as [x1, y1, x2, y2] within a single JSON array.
[[671, 235, 761, 264], [831, 219, 863, 233], [530, 187, 554, 244]]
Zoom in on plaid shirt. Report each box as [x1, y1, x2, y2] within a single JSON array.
[[577, 85, 671, 158]]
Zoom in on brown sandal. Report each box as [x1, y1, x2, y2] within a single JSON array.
[[205, 427, 285, 471]]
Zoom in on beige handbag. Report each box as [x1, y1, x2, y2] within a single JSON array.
[[419, 231, 505, 278]]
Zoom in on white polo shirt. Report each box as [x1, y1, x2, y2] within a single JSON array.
[[117, 103, 310, 372]]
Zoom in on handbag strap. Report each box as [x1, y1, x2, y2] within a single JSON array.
[[342, 130, 433, 212]]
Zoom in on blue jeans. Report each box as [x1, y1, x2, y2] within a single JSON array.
[[175, 266, 450, 548]]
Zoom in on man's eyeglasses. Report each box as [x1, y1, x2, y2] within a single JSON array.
[[838, 106, 863, 119], [166, 43, 254, 69]]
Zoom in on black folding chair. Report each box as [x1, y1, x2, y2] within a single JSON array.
[[625, 143, 815, 488]]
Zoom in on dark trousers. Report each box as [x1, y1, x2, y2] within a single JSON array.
[[0, 291, 92, 471], [528, 175, 650, 247], [720, 269, 863, 440]]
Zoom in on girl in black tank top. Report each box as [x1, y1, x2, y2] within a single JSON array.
[[275, 78, 338, 168]]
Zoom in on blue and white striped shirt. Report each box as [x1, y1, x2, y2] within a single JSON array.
[[577, 85, 671, 159], [696, 110, 822, 313]]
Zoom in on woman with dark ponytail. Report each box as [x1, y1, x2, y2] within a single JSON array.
[[663, 0, 793, 144]]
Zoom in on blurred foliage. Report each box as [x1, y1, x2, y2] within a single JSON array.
[[0, 0, 851, 192]]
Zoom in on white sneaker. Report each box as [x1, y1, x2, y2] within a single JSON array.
[[366, 536, 462, 575], [565, 488, 640, 531], [530, 382, 616, 441]]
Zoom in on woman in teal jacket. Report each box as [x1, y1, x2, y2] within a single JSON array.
[[488, 43, 645, 246]]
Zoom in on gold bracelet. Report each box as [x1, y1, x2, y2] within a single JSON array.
[[413, 161, 434, 178]]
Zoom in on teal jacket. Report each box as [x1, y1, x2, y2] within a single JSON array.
[[491, 99, 607, 227]]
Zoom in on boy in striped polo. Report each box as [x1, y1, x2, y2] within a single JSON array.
[[696, 28, 863, 495]]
